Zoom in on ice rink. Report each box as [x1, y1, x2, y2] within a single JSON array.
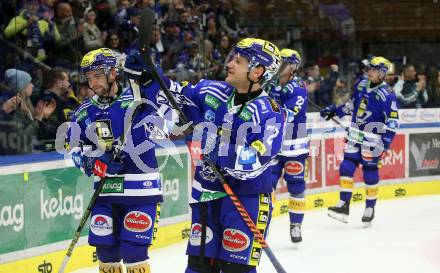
[[74, 195, 440, 273]]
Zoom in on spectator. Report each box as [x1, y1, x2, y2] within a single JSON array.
[[3, 0, 60, 61], [166, 0, 186, 22], [82, 9, 104, 51], [37, 68, 78, 142], [53, 2, 82, 68], [77, 81, 94, 104], [149, 28, 168, 65], [206, 16, 220, 45], [305, 63, 338, 110], [120, 7, 141, 50], [425, 66, 440, 108], [393, 64, 428, 108], [38, 0, 56, 22], [0, 69, 55, 154], [216, 0, 240, 38], [115, 0, 130, 27]]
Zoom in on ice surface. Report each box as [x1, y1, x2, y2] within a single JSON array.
[[73, 195, 440, 273]]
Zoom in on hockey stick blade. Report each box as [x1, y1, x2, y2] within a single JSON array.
[[139, 8, 155, 53]]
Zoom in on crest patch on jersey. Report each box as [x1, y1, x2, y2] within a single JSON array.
[[269, 99, 280, 112], [95, 119, 114, 151]]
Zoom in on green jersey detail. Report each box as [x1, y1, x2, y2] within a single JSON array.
[[205, 94, 221, 110]]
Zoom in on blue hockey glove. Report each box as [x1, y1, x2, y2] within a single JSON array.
[[82, 153, 125, 178], [124, 50, 154, 86], [320, 104, 336, 120]]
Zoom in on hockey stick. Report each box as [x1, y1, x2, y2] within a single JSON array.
[[57, 9, 154, 273], [140, 19, 286, 273], [308, 97, 346, 128]]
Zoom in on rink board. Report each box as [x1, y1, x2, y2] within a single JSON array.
[[1, 180, 439, 273], [2, 109, 440, 272]]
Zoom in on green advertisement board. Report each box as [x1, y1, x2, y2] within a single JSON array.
[[0, 150, 189, 256]]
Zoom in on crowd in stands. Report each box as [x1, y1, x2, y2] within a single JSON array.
[[1, 0, 440, 155]]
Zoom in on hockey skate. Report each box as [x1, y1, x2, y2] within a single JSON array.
[[290, 223, 302, 245], [362, 207, 375, 227], [328, 201, 349, 223]]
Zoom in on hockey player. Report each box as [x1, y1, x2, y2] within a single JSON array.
[[320, 56, 399, 226], [182, 38, 284, 273], [269, 49, 308, 243], [66, 48, 166, 273], [125, 38, 284, 273]]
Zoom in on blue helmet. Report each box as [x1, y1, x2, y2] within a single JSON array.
[[233, 38, 281, 83], [80, 48, 118, 74]]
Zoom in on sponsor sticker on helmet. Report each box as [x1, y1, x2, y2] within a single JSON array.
[[285, 161, 304, 175], [90, 214, 113, 236], [189, 223, 213, 246], [222, 229, 250, 252], [124, 211, 152, 232]]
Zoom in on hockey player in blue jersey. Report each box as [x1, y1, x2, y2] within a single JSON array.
[[181, 38, 284, 273], [269, 49, 308, 243], [66, 48, 168, 273], [122, 37, 287, 272], [320, 56, 399, 226], [124, 38, 285, 272]]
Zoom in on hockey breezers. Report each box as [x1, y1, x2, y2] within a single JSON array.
[[57, 8, 154, 273], [140, 16, 287, 273]]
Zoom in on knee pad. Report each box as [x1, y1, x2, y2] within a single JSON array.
[[187, 255, 219, 273], [120, 240, 149, 264], [125, 260, 151, 273], [363, 168, 379, 185], [96, 245, 121, 263], [99, 261, 123, 273], [219, 261, 256, 273], [339, 158, 357, 177], [286, 180, 305, 195]]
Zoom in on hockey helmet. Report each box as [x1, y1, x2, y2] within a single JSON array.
[[80, 48, 118, 74], [280, 48, 301, 65], [233, 38, 281, 83], [368, 56, 391, 74]]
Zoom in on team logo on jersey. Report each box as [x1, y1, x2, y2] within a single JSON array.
[[238, 146, 257, 165], [285, 161, 304, 175], [95, 119, 114, 151], [222, 229, 250, 252], [90, 215, 113, 236], [124, 211, 152, 232], [189, 223, 213, 246], [356, 98, 368, 118], [204, 110, 216, 122]]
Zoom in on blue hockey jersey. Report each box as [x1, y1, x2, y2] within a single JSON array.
[[335, 80, 399, 150], [169, 79, 285, 202], [66, 82, 173, 204], [270, 77, 308, 156]]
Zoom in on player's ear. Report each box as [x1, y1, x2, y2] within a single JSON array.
[[251, 66, 265, 82]]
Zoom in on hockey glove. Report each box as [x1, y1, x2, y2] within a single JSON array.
[[124, 50, 154, 86], [82, 153, 125, 178], [320, 104, 336, 121]]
